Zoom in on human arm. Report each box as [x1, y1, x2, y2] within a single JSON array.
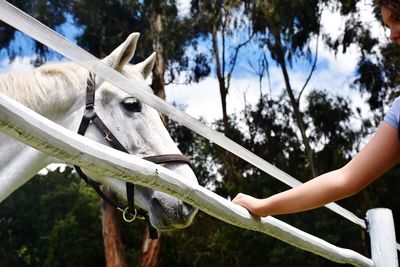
[[232, 122, 400, 217]]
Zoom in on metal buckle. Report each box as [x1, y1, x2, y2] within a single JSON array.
[[118, 207, 137, 223], [83, 108, 96, 120]]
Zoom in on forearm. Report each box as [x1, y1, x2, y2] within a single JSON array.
[[233, 122, 400, 217], [251, 168, 357, 217]]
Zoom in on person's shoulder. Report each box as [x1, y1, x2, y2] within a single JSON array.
[[392, 96, 400, 104], [390, 96, 400, 111], [384, 96, 400, 129]]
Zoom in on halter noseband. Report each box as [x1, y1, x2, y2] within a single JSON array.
[[74, 72, 191, 239]]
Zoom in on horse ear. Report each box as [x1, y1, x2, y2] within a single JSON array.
[[103, 33, 140, 71], [134, 52, 156, 79]]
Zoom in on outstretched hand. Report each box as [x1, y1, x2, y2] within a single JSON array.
[[232, 193, 267, 217]]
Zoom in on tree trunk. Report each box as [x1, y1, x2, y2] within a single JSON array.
[[151, 11, 167, 125], [274, 36, 317, 178], [211, 19, 230, 134], [138, 228, 161, 267], [137, 9, 165, 267], [101, 186, 128, 267], [211, 14, 238, 190]]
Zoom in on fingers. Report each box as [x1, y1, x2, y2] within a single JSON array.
[[232, 193, 267, 217], [232, 193, 246, 204]]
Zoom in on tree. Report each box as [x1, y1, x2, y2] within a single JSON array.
[[247, 0, 329, 178], [190, 0, 254, 135], [162, 89, 370, 266], [0, 167, 105, 267], [70, 0, 206, 265], [189, 0, 255, 196]]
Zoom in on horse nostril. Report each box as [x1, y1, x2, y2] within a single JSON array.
[[179, 201, 194, 217], [151, 197, 165, 214]]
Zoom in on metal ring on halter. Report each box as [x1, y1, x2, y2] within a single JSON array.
[[105, 133, 112, 142], [121, 207, 137, 222], [83, 108, 96, 119]]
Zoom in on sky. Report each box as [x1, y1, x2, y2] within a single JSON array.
[[0, 0, 388, 125], [0, 1, 391, 177], [165, 0, 387, 124], [166, 0, 387, 130]]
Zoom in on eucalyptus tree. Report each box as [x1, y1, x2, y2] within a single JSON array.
[[189, 0, 255, 195], [69, 1, 205, 266], [245, 0, 329, 178], [190, 0, 254, 135], [241, 0, 400, 260], [160, 89, 368, 266], [0, 1, 201, 266]]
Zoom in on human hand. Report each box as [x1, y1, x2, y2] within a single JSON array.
[[232, 193, 267, 217]]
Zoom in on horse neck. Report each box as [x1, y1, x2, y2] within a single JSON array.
[[0, 61, 89, 162], [0, 62, 89, 202]]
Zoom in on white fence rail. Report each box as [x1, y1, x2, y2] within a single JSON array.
[[0, 0, 366, 229], [0, 1, 397, 265], [367, 209, 398, 267], [0, 92, 373, 267]]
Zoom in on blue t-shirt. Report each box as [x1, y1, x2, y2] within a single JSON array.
[[384, 96, 400, 129]]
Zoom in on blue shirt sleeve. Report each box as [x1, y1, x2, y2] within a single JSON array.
[[384, 96, 400, 129]]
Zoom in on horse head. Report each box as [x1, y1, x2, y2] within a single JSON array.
[[76, 33, 199, 230]]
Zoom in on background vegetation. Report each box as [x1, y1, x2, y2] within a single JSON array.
[[0, 0, 399, 266]]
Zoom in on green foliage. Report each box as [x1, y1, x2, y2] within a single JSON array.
[[306, 90, 361, 172], [163, 90, 378, 266], [1, 0, 400, 265], [248, 0, 322, 64], [355, 43, 400, 117], [0, 167, 104, 267], [70, 0, 197, 84]]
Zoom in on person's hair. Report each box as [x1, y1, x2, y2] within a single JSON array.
[[375, 0, 400, 14]]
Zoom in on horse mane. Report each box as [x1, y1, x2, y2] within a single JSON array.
[[0, 59, 150, 117], [0, 62, 88, 114]]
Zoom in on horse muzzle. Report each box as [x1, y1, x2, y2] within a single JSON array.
[[148, 191, 198, 230]]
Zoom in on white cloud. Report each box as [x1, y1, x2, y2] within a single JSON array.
[[0, 56, 35, 73], [166, 75, 267, 122], [165, 0, 385, 125], [176, 0, 191, 18], [1, 0, 384, 127]]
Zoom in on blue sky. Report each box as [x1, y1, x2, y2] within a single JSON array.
[[165, 0, 387, 125], [0, 13, 82, 65], [0, 0, 387, 126]]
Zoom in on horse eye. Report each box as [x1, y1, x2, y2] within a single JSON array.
[[121, 97, 141, 112]]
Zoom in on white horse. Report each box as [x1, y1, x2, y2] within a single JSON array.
[[0, 33, 198, 230]]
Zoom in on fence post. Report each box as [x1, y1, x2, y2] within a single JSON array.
[[366, 208, 398, 267]]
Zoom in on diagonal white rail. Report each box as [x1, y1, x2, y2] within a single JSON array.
[[0, 91, 373, 267], [0, 0, 366, 229], [0, 0, 396, 262]]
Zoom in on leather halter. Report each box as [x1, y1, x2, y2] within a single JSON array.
[[74, 72, 191, 239]]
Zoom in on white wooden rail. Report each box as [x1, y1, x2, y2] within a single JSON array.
[[0, 92, 373, 267], [0, 0, 366, 229], [0, 1, 397, 265], [366, 209, 398, 267]]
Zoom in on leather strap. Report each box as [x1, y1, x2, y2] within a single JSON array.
[[73, 73, 192, 240], [144, 154, 191, 167], [85, 72, 95, 109]]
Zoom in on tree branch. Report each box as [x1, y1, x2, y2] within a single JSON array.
[[298, 26, 321, 102]]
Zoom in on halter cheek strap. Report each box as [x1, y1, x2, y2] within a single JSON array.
[[74, 73, 192, 240]]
